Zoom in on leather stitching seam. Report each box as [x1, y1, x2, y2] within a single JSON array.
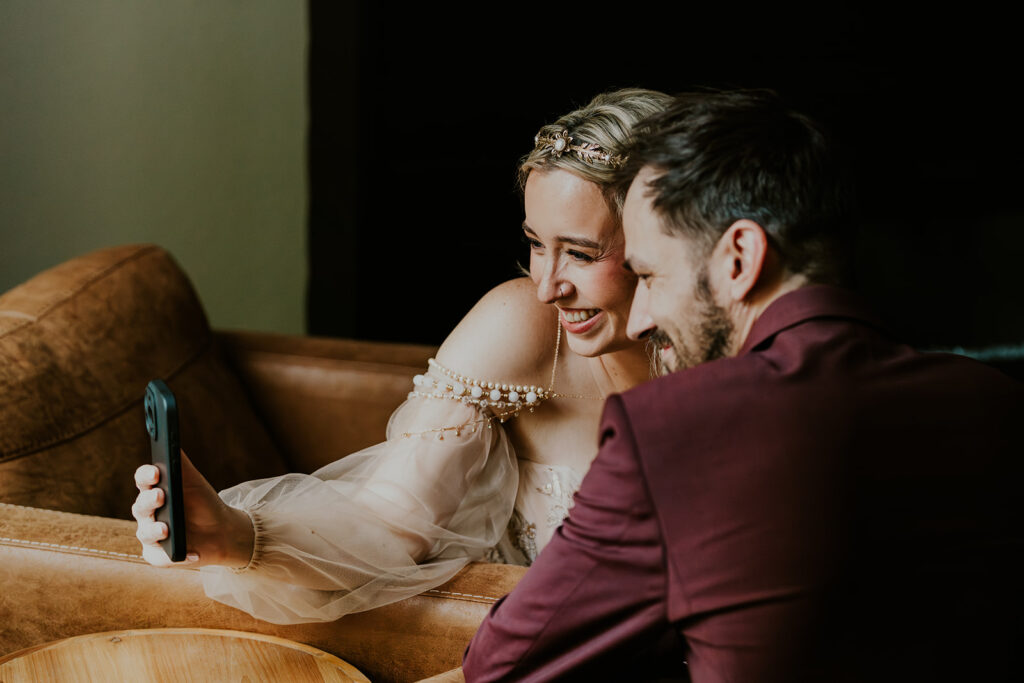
[[0, 536, 144, 562], [423, 589, 500, 604]]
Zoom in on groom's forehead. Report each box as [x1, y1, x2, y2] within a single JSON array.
[[622, 173, 659, 232], [623, 180, 675, 256]]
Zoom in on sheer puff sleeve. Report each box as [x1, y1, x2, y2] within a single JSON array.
[[199, 369, 518, 624]]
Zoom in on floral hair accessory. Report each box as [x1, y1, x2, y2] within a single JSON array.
[[533, 129, 625, 168]]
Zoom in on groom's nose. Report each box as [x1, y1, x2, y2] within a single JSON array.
[[627, 284, 655, 340]]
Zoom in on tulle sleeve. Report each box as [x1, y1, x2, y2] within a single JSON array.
[[199, 381, 518, 624]]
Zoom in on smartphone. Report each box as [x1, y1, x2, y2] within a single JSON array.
[[144, 379, 187, 562]]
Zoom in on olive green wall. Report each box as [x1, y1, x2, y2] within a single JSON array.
[[0, 1, 307, 334]]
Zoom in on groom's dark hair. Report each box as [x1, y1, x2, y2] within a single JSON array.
[[617, 89, 856, 285]]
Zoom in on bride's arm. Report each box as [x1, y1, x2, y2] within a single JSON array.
[[133, 277, 556, 623], [199, 397, 517, 623]]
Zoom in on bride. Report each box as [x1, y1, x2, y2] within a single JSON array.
[[132, 88, 672, 624]]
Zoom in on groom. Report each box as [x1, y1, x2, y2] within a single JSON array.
[[462, 91, 1023, 681]]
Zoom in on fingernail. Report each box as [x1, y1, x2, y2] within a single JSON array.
[[186, 553, 199, 562]]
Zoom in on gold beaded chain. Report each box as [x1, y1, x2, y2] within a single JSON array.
[[401, 314, 600, 440], [544, 319, 604, 402]]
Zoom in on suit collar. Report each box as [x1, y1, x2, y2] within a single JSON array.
[[738, 285, 887, 356]]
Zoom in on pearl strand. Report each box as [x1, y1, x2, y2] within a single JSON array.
[[416, 359, 550, 407], [400, 313, 598, 440]]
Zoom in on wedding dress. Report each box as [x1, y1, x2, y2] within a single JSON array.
[[200, 353, 584, 625]]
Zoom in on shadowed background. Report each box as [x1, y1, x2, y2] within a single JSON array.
[[309, 2, 1023, 353], [3, 2, 1020, 354]]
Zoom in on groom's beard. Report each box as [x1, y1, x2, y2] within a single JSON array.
[[651, 272, 734, 375], [647, 330, 672, 376]]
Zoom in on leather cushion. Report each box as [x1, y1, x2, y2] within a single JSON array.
[[0, 244, 290, 517]]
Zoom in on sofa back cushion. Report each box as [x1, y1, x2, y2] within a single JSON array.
[[0, 244, 290, 518]]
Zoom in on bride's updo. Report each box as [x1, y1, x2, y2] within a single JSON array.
[[519, 88, 673, 214]]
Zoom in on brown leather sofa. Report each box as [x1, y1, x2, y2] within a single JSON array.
[[0, 244, 524, 682]]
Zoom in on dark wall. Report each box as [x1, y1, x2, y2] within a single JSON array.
[[308, 3, 1023, 351]]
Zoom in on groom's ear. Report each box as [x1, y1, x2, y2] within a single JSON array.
[[709, 219, 770, 303]]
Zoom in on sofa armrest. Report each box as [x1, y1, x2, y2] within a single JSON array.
[[215, 330, 437, 473], [0, 503, 523, 683]]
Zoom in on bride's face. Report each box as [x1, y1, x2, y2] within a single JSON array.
[[523, 169, 638, 357]]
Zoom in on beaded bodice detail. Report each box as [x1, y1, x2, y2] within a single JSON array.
[[487, 462, 583, 564]]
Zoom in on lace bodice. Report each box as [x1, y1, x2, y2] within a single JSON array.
[[488, 460, 583, 565], [199, 355, 585, 625]]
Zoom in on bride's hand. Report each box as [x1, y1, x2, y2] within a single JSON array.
[[132, 451, 255, 569]]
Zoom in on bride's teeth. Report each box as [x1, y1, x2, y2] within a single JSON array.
[[565, 309, 598, 323]]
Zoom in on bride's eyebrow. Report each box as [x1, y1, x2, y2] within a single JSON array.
[[522, 224, 602, 250]]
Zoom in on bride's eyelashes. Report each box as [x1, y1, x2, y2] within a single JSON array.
[[566, 249, 595, 263], [523, 234, 597, 264], [523, 234, 544, 251], [524, 227, 602, 264]]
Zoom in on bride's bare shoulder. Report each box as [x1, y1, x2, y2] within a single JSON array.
[[434, 277, 556, 386]]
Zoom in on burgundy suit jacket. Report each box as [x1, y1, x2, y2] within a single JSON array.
[[463, 286, 1023, 682]]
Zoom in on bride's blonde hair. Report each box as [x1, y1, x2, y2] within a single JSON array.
[[518, 88, 673, 215]]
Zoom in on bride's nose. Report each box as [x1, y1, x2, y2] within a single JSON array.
[[535, 262, 574, 304]]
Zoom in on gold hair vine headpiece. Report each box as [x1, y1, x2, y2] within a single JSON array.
[[533, 129, 625, 168]]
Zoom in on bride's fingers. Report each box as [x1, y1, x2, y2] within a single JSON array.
[[131, 487, 164, 523], [136, 520, 168, 546], [135, 464, 159, 490]]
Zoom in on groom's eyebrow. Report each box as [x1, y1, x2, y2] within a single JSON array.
[[522, 223, 602, 250]]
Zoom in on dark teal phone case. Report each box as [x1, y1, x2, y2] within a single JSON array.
[[144, 379, 186, 562]]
